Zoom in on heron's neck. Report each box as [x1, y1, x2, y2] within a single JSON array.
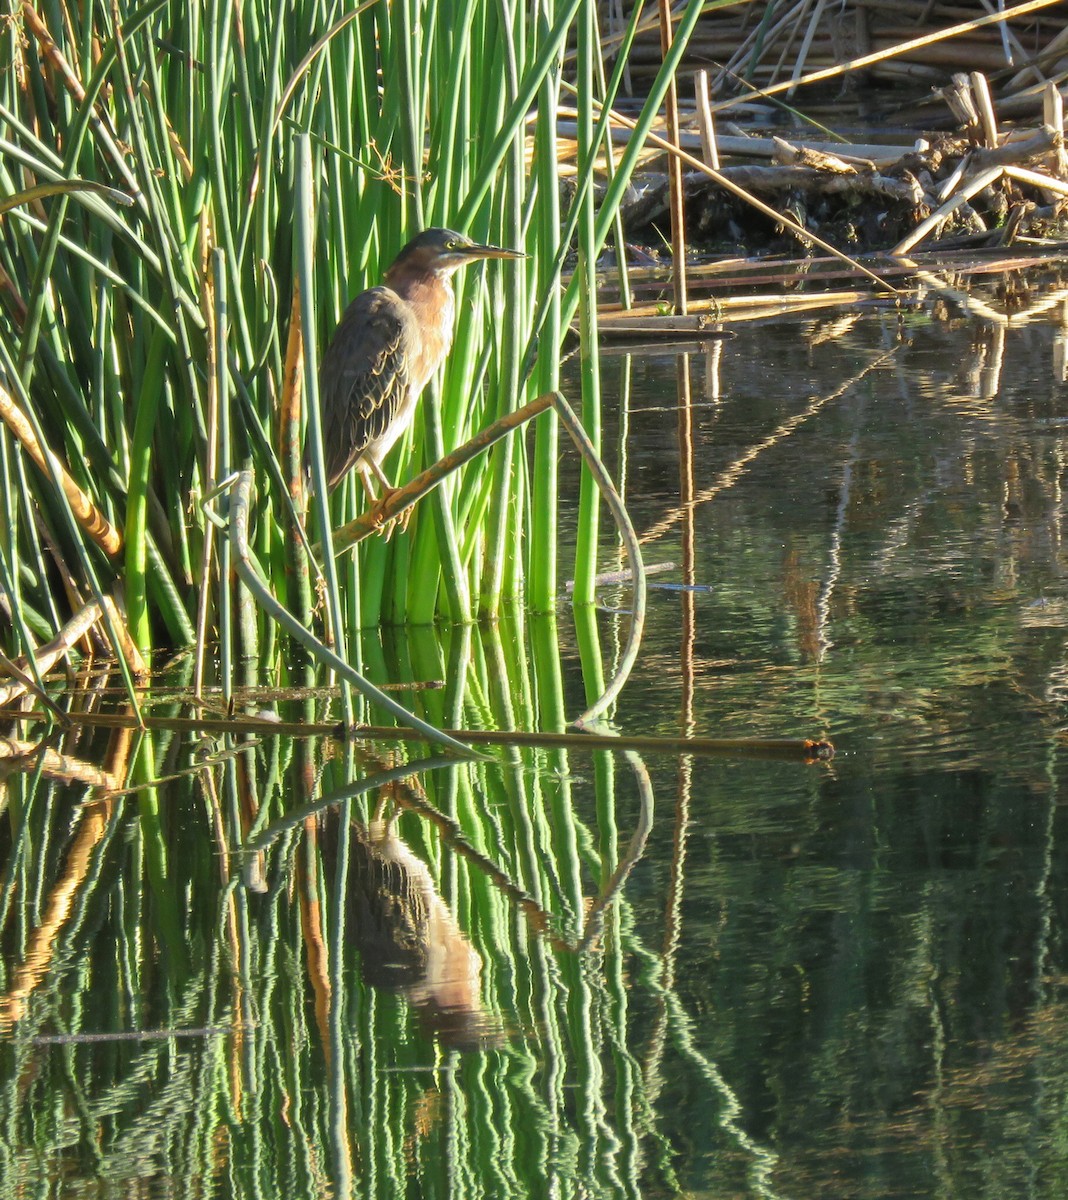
[[387, 267, 456, 387]]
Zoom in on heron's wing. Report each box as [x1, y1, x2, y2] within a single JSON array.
[[317, 287, 416, 491]]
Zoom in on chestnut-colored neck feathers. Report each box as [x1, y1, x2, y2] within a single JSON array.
[[383, 262, 456, 393]]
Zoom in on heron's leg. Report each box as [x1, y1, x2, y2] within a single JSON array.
[[357, 462, 399, 537], [356, 461, 381, 504], [368, 457, 394, 493], [370, 493, 410, 541]]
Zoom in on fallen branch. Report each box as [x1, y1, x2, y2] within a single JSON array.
[[0, 707, 837, 761], [331, 393, 555, 549]]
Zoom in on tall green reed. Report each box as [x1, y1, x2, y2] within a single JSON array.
[[0, 0, 706, 699]]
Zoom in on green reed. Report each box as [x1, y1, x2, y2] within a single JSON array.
[[0, 0, 714, 726]]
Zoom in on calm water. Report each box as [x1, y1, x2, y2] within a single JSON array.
[[5, 273, 1068, 1197]]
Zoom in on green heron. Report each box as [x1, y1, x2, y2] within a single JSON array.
[[314, 227, 525, 501]]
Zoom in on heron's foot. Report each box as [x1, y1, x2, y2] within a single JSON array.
[[368, 488, 413, 540]]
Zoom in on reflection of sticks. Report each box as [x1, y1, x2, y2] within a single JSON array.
[[94, 739, 262, 797], [386, 771, 568, 950], [244, 755, 457, 853], [14, 708, 836, 760], [641, 348, 899, 547], [817, 411, 863, 662], [0, 801, 114, 1030], [0, 707, 135, 1032], [0, 737, 118, 789], [255, 758, 567, 949], [912, 274, 1068, 326]]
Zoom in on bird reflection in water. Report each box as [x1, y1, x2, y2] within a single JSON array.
[[342, 813, 505, 1051]]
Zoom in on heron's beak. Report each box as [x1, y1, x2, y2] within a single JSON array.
[[463, 242, 527, 260]]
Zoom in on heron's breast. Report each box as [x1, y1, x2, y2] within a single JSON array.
[[404, 284, 455, 395]]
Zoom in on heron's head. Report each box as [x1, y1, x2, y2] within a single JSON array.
[[387, 228, 526, 278]]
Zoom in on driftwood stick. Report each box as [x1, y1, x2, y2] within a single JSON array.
[[691, 164, 923, 203], [970, 71, 1000, 148], [892, 165, 1005, 254], [971, 126, 1058, 168], [1003, 163, 1068, 195], [0, 706, 837, 762], [555, 118, 916, 168], [1043, 82, 1067, 178], [694, 69, 719, 170]]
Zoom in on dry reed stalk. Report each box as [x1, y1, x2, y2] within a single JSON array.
[[970, 72, 1000, 148], [193, 219, 219, 700], [18, 3, 140, 198], [0, 382, 122, 556], [100, 596, 147, 678], [716, 0, 813, 91], [694, 69, 720, 170], [1043, 81, 1067, 180], [597, 290, 870, 332], [0, 595, 146, 706], [767, 0, 815, 88], [658, 0, 689, 314], [1009, 18, 1068, 90], [788, 0, 828, 96], [1004, 163, 1068, 195]]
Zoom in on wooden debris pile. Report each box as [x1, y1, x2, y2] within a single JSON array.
[[603, 71, 1068, 256], [604, 0, 1068, 113]]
